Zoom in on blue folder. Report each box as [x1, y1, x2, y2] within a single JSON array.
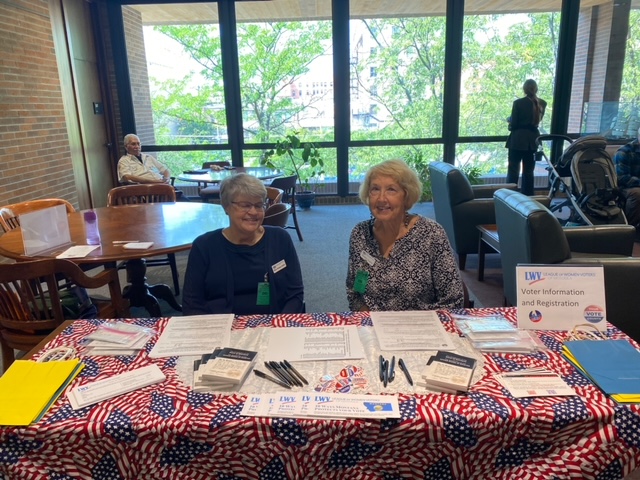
[[563, 340, 640, 395]]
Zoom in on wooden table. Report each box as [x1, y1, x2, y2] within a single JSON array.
[[0, 203, 227, 316], [476, 224, 500, 281], [177, 166, 281, 186]]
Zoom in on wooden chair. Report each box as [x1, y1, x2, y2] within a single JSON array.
[[266, 187, 284, 206], [262, 202, 290, 228], [0, 258, 130, 372], [268, 175, 303, 241], [107, 184, 176, 205], [198, 161, 232, 203], [0, 198, 75, 233], [106, 184, 181, 295]]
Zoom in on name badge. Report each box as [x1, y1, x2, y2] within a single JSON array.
[[272, 259, 287, 273], [360, 251, 376, 266]]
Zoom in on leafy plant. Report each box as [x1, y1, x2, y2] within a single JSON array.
[[261, 132, 324, 192], [404, 148, 432, 202], [458, 162, 483, 185]]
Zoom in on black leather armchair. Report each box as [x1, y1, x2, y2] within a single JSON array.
[[429, 161, 518, 269], [494, 188, 640, 341]]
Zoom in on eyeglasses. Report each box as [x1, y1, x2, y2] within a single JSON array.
[[231, 201, 268, 212]]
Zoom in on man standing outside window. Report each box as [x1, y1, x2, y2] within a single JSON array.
[[614, 127, 640, 240], [117, 134, 172, 185]]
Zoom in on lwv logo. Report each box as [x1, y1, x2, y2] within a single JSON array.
[[525, 271, 544, 283]]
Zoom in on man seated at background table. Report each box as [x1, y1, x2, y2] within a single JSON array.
[[117, 134, 172, 185], [614, 127, 640, 240]]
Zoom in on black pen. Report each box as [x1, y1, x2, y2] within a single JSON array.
[[283, 360, 308, 385], [389, 356, 396, 383], [265, 361, 293, 387], [379, 355, 385, 382], [254, 369, 291, 389], [277, 361, 303, 387], [398, 358, 413, 386], [383, 359, 389, 387]]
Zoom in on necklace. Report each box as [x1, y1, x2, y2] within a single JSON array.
[[404, 212, 411, 227]]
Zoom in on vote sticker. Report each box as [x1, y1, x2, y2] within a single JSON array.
[[583, 305, 605, 324]]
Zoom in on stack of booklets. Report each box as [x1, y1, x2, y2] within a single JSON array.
[[562, 339, 640, 404], [453, 314, 545, 353], [418, 351, 477, 393], [0, 359, 84, 425], [193, 347, 258, 392], [82, 321, 155, 356]]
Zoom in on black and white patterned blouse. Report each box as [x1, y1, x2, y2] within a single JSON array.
[[346, 215, 464, 311]]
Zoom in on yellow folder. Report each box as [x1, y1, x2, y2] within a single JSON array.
[[0, 359, 84, 426]]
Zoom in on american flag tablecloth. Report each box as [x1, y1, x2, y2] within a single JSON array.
[[1, 308, 639, 479]]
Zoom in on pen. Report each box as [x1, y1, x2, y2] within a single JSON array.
[[389, 356, 396, 383], [112, 240, 139, 244], [277, 361, 303, 387], [383, 359, 389, 388], [379, 355, 385, 382], [254, 369, 291, 389], [283, 360, 308, 385], [265, 362, 292, 387], [398, 358, 413, 386]]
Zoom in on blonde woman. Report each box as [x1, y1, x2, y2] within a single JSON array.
[[505, 79, 548, 195], [346, 159, 464, 311]]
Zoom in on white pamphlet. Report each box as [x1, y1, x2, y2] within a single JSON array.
[[370, 311, 456, 351], [123, 242, 154, 249], [56, 245, 99, 259], [148, 314, 234, 358], [495, 370, 576, 398], [264, 326, 365, 362], [240, 392, 400, 419], [67, 364, 166, 409]]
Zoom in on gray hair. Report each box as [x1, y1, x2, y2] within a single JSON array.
[[220, 173, 267, 208], [123, 133, 140, 146], [359, 158, 422, 210]]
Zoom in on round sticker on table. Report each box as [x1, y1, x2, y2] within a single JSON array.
[[583, 305, 605, 324], [529, 310, 543, 323]]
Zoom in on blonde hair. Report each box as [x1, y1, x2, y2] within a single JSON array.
[[359, 159, 422, 209]]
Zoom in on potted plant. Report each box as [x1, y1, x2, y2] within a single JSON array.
[[261, 132, 324, 209]]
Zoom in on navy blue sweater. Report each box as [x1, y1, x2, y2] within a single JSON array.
[[182, 226, 304, 315]]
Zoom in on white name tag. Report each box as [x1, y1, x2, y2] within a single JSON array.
[[272, 259, 287, 273], [360, 251, 376, 266]]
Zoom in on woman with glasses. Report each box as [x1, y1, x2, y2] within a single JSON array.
[[183, 173, 304, 315], [346, 159, 463, 311]]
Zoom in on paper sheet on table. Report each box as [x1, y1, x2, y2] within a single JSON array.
[[55, 245, 99, 259], [263, 326, 365, 362], [370, 311, 456, 351], [148, 314, 234, 358]]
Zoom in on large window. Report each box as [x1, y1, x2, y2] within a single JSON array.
[[116, 0, 640, 195], [460, 4, 561, 174], [349, 3, 447, 141]]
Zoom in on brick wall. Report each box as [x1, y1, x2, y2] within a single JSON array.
[[0, 0, 78, 207]]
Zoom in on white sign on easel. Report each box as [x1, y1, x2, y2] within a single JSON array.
[[516, 264, 606, 331]]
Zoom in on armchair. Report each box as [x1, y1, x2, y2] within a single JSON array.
[[429, 161, 518, 269], [494, 189, 640, 341]]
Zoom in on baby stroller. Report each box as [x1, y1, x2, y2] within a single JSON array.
[[537, 134, 627, 226]]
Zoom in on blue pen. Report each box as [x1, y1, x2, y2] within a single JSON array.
[[389, 356, 396, 383], [383, 359, 389, 387]]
